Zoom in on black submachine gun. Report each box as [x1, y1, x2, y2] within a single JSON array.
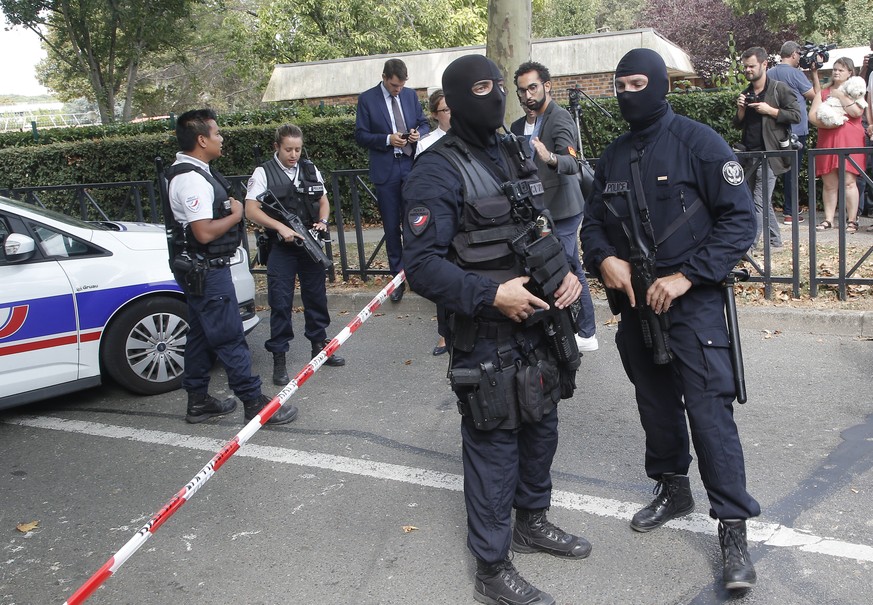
[[256, 189, 332, 270], [603, 182, 673, 365]]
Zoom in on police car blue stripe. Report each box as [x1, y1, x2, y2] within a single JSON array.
[[75, 281, 182, 330]]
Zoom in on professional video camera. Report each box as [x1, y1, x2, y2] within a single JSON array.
[[798, 42, 837, 70]]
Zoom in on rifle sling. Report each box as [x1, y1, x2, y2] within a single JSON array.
[[629, 150, 705, 248]]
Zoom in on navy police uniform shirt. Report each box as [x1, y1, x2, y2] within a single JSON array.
[[401, 140, 505, 318], [581, 105, 755, 288]]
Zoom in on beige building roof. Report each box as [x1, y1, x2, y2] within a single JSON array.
[[262, 28, 696, 102]]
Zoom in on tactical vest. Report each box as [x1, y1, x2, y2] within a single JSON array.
[[262, 158, 323, 226], [166, 162, 239, 258], [433, 136, 544, 289]]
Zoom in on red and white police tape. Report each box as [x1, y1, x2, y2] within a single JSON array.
[[62, 271, 406, 605]]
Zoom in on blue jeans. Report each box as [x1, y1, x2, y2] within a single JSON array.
[[781, 134, 807, 217], [554, 213, 596, 338]]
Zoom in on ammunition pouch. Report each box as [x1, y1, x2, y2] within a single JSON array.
[[521, 233, 570, 297], [516, 360, 559, 423]]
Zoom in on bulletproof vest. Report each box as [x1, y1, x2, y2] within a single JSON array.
[[434, 135, 544, 287], [165, 162, 239, 258], [262, 158, 323, 225]]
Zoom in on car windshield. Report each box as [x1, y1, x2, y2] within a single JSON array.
[[1, 195, 109, 231]]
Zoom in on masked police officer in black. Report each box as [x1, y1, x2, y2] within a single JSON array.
[[167, 109, 297, 425], [245, 124, 345, 385], [580, 49, 759, 590], [403, 55, 591, 605]]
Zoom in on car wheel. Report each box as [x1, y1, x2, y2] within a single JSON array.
[[102, 296, 189, 395]]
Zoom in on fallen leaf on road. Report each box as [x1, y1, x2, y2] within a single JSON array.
[[402, 525, 418, 533], [404, 359, 413, 365], [16, 521, 39, 533]]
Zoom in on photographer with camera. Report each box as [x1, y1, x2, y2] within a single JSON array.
[[809, 57, 866, 234], [245, 124, 346, 387], [733, 47, 801, 251], [767, 41, 817, 224]]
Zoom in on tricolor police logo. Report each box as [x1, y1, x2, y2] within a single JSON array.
[[408, 205, 431, 236], [722, 161, 744, 186]]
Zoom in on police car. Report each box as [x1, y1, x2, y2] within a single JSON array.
[[0, 196, 259, 410]]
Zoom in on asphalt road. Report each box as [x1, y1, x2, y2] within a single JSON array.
[[1, 295, 872, 605]]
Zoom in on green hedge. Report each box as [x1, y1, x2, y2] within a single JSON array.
[[0, 90, 819, 220], [0, 103, 357, 149]]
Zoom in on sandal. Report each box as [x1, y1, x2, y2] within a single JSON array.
[[815, 220, 833, 231], [846, 220, 859, 234]]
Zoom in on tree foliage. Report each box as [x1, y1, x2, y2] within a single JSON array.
[[636, 0, 797, 86], [839, 0, 873, 47], [531, 0, 596, 38], [1, 0, 195, 124], [723, 0, 843, 40], [254, 0, 487, 63]]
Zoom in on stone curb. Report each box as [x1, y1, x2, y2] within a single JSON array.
[[257, 291, 872, 338]]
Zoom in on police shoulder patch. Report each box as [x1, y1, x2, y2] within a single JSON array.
[[722, 160, 744, 186], [407, 205, 431, 236]]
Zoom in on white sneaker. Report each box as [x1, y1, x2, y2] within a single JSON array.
[[575, 334, 599, 352]]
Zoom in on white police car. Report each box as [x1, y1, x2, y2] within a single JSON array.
[[0, 196, 259, 410]]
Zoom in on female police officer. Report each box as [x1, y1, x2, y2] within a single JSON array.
[[246, 124, 345, 387]]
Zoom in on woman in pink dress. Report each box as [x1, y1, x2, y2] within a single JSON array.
[[810, 57, 866, 234]]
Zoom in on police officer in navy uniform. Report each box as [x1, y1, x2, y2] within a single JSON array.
[[580, 49, 759, 590], [403, 55, 591, 605], [245, 124, 345, 385], [168, 109, 297, 425]]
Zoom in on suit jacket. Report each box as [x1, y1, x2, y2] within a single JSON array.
[[354, 83, 430, 185], [509, 101, 584, 220]]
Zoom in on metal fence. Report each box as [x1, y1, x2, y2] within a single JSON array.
[[2, 148, 872, 299]]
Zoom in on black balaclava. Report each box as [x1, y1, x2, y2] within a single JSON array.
[[442, 55, 506, 148], [614, 48, 669, 131]]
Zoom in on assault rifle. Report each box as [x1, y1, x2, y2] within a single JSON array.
[[256, 189, 332, 270], [605, 187, 673, 365]]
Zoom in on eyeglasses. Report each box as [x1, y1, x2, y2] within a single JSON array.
[[516, 82, 542, 98]]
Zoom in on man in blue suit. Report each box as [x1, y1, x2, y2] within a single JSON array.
[[355, 58, 430, 302]]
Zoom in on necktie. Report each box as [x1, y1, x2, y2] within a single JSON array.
[[391, 95, 412, 156]]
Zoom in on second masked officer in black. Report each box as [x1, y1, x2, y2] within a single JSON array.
[[580, 49, 760, 591], [403, 54, 591, 605]]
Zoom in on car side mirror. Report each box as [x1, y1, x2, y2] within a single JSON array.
[[4, 233, 36, 263]]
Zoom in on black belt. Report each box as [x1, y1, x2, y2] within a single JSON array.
[[476, 319, 518, 340], [206, 256, 231, 267]]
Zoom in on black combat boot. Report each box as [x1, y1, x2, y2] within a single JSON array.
[[719, 519, 756, 590], [512, 508, 592, 559], [311, 338, 345, 367], [474, 558, 555, 605], [185, 392, 237, 424], [630, 473, 695, 532], [242, 393, 298, 425], [272, 352, 289, 385]]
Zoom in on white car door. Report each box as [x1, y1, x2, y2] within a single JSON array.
[[0, 214, 81, 398]]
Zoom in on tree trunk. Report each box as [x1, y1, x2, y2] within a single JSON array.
[[486, 0, 531, 125]]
